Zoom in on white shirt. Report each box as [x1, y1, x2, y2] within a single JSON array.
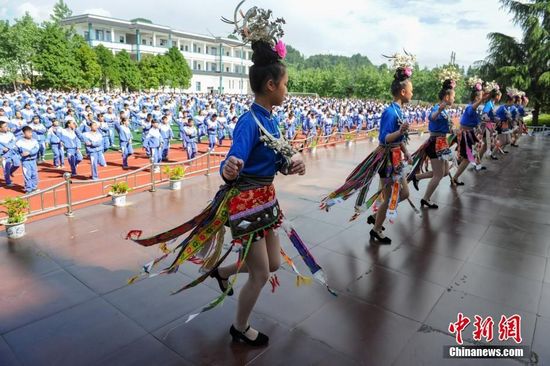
[[0, 131, 16, 146], [83, 131, 103, 144], [16, 138, 39, 151]]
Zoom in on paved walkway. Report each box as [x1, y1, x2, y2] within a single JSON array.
[[1, 134, 549, 366]]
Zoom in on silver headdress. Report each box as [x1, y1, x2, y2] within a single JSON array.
[[467, 76, 484, 89], [439, 65, 461, 84], [222, 0, 286, 47], [506, 87, 520, 98], [382, 49, 417, 72], [483, 81, 500, 93]]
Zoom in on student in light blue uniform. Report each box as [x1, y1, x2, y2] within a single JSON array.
[[227, 116, 237, 140], [16, 126, 40, 193], [0, 121, 20, 187], [144, 119, 163, 169], [118, 117, 134, 169], [284, 112, 296, 140], [217, 112, 227, 147], [207, 114, 218, 150], [9, 110, 27, 138], [46, 119, 64, 168], [29, 116, 47, 163], [159, 115, 174, 161], [82, 121, 107, 180], [104, 106, 118, 148], [183, 118, 198, 160], [77, 113, 94, 143], [97, 114, 111, 152], [141, 114, 153, 157], [21, 104, 34, 123], [56, 120, 83, 176]]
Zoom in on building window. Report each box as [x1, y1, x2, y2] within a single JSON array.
[[160, 39, 167, 46], [179, 45, 184, 51], [226, 66, 230, 72], [211, 47, 217, 56], [142, 38, 146, 45], [106, 31, 111, 41], [119, 35, 125, 43], [84, 31, 90, 41], [96, 30, 104, 41], [184, 45, 188, 52], [196, 82, 201, 92]]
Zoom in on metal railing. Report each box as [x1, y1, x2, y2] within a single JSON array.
[[527, 125, 550, 136], [0, 126, 397, 222]]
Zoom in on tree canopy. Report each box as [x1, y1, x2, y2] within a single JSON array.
[[477, 0, 549, 124]]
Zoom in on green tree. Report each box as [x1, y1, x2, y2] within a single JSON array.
[[285, 45, 305, 67], [139, 54, 162, 89], [11, 13, 41, 86], [72, 36, 101, 89], [480, 0, 549, 124], [0, 21, 19, 89], [34, 22, 80, 89], [94, 44, 120, 90], [116, 50, 141, 91], [164, 46, 192, 89], [50, 0, 73, 23]]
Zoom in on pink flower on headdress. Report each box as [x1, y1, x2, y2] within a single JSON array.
[[403, 67, 413, 77], [274, 40, 287, 59], [475, 83, 482, 91], [450, 80, 457, 89]]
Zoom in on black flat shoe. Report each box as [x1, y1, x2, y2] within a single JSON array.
[[491, 155, 498, 160], [503, 150, 509, 154], [420, 199, 439, 209], [210, 268, 234, 296], [452, 178, 465, 186], [511, 144, 519, 147], [230, 325, 269, 347], [412, 175, 419, 191], [369, 229, 391, 244], [367, 214, 385, 231]]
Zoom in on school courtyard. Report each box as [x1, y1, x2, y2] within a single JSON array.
[[1, 135, 550, 366]]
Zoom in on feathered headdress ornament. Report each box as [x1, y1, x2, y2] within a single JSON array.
[[483, 80, 500, 93], [222, 0, 287, 59], [467, 76, 484, 91], [506, 87, 520, 98], [382, 49, 416, 77], [439, 65, 461, 88]]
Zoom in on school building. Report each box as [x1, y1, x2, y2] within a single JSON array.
[[61, 14, 253, 94]]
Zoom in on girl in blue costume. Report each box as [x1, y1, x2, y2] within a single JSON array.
[[322, 62, 414, 245], [126, 2, 332, 348], [410, 79, 456, 209], [495, 92, 515, 155], [481, 86, 501, 161], [451, 84, 490, 185]]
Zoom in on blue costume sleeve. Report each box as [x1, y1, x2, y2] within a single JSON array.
[[378, 108, 398, 144], [219, 115, 258, 176]]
